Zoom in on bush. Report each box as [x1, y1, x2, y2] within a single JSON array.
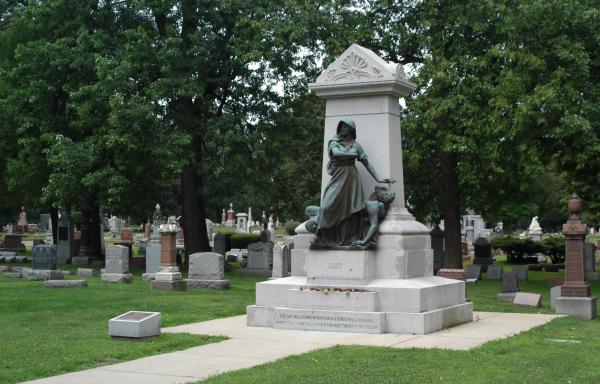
[[541, 235, 565, 264], [284, 221, 301, 236], [230, 233, 261, 249], [491, 235, 565, 264]]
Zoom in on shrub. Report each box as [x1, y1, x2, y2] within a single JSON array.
[[284, 221, 301, 236], [541, 235, 565, 264], [491, 236, 543, 263], [230, 233, 261, 249]]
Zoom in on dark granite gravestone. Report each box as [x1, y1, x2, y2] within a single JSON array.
[[32, 245, 57, 270], [486, 265, 503, 280], [584, 242, 599, 281], [473, 237, 493, 273], [512, 266, 528, 281], [213, 233, 229, 256], [465, 265, 482, 281], [502, 272, 519, 293]]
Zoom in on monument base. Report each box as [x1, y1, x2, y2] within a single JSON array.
[[554, 296, 597, 320], [71, 257, 90, 265], [247, 275, 472, 335], [186, 279, 230, 289], [151, 279, 187, 291], [101, 273, 133, 284]]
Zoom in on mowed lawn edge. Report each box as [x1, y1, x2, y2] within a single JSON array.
[[0, 268, 263, 384]]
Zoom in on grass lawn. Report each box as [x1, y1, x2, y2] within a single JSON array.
[[0, 265, 263, 384], [200, 316, 600, 384]]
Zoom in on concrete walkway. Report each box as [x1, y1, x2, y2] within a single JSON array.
[[23, 312, 559, 384]]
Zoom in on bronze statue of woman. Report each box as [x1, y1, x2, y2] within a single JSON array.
[[313, 117, 392, 247]]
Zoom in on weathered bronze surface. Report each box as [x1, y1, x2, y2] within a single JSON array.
[[306, 118, 394, 248]]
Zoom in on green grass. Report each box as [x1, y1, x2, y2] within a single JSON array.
[[200, 316, 600, 384], [0, 267, 263, 384]]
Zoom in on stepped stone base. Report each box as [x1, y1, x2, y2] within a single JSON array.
[[186, 279, 230, 290], [554, 296, 597, 320], [151, 279, 186, 291]]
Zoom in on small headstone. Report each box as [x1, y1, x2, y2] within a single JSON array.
[[237, 242, 273, 276], [513, 292, 542, 307], [44, 280, 88, 288], [486, 265, 503, 280], [213, 233, 228, 256], [186, 252, 230, 289], [512, 266, 528, 281], [32, 245, 57, 270], [437, 269, 466, 281], [502, 272, 519, 293], [465, 265, 481, 281], [102, 245, 132, 284], [473, 237, 493, 272]]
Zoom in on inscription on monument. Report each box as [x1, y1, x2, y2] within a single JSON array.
[[273, 308, 383, 333]]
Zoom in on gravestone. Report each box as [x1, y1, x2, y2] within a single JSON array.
[[39, 214, 51, 232], [186, 252, 230, 289], [145, 243, 161, 274], [497, 271, 519, 301], [271, 243, 289, 279], [551, 285, 561, 310], [465, 265, 481, 282], [0, 234, 25, 252], [430, 226, 444, 275], [584, 242, 599, 281], [24, 245, 62, 281], [513, 292, 542, 307], [486, 265, 503, 280], [512, 266, 528, 282], [213, 233, 228, 256], [44, 280, 87, 288], [57, 212, 75, 264], [151, 222, 186, 291], [237, 242, 273, 276], [473, 237, 493, 273], [101, 245, 132, 283]]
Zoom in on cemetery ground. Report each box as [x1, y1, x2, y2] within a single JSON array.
[[1, 248, 600, 383]]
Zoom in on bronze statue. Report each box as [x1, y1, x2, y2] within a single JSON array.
[[306, 118, 394, 247]]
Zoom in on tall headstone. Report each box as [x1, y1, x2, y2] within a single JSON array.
[[151, 220, 186, 291], [236, 213, 248, 234], [473, 237, 493, 272], [56, 212, 75, 264], [24, 244, 62, 280], [186, 252, 230, 289], [248, 207, 254, 227], [39, 214, 51, 232], [584, 242, 599, 281], [430, 225, 444, 275], [101, 245, 132, 283], [247, 44, 472, 334], [271, 243, 286, 279], [555, 194, 597, 319], [221, 208, 227, 225], [213, 233, 228, 255]]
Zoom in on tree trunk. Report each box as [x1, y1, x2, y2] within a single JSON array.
[[181, 161, 210, 264], [50, 207, 59, 244], [441, 151, 462, 269]]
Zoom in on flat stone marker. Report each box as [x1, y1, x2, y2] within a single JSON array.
[[465, 265, 481, 281], [512, 266, 528, 281], [486, 265, 503, 280], [44, 280, 88, 288], [4, 272, 22, 278], [109, 311, 160, 339], [77, 268, 99, 277], [513, 292, 542, 307]]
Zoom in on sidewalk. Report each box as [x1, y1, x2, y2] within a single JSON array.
[[22, 312, 559, 384]]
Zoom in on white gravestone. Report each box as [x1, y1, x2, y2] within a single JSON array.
[[247, 44, 472, 335]]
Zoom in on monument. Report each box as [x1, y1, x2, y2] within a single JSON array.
[[56, 212, 75, 264], [226, 203, 235, 227], [186, 252, 230, 289], [247, 44, 472, 334], [554, 194, 597, 319], [24, 244, 63, 281], [236, 212, 249, 234], [151, 217, 186, 291], [528, 216, 543, 241], [101, 245, 132, 283]]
